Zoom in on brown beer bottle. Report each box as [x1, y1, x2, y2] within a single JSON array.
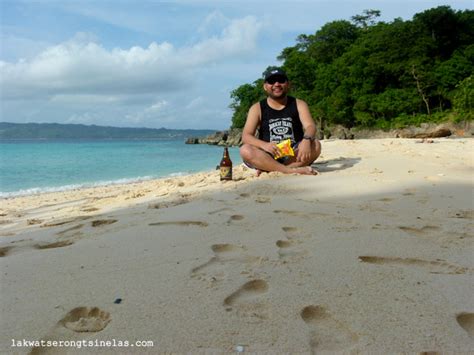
[[220, 147, 232, 181]]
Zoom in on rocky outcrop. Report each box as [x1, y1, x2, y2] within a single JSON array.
[[397, 125, 452, 138], [186, 121, 472, 147], [186, 128, 242, 146], [326, 121, 472, 140]]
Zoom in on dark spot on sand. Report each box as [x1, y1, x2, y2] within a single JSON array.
[[91, 219, 117, 227]]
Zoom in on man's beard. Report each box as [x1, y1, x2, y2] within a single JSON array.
[[268, 89, 287, 100]]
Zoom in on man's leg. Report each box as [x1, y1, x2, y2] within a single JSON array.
[[240, 144, 317, 175], [286, 140, 322, 168]]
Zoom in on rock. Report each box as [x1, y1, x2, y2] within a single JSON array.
[[225, 128, 243, 146], [331, 125, 349, 139], [327, 125, 355, 139], [416, 128, 452, 138], [185, 137, 199, 144], [398, 125, 452, 138], [186, 129, 242, 146]]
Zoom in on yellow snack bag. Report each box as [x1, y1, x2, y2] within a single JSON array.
[[274, 139, 295, 160]]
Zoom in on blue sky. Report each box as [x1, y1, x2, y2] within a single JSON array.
[[1, 0, 471, 130]]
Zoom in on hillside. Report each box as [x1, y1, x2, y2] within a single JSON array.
[[0, 122, 215, 140]]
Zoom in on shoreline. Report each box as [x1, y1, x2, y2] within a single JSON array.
[[0, 163, 273, 236], [1, 139, 242, 199], [1, 137, 472, 232], [1, 135, 470, 200], [0, 171, 192, 199], [1, 138, 473, 353]]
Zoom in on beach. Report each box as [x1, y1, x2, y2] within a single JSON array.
[[1, 138, 473, 353]]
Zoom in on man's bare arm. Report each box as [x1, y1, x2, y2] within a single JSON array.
[[296, 99, 317, 137]]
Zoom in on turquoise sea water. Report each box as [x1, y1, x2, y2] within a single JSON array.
[[0, 139, 242, 197]]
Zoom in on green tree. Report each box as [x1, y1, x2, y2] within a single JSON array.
[[229, 81, 265, 128], [304, 20, 359, 64], [453, 75, 473, 114], [229, 6, 474, 130], [351, 9, 381, 29]]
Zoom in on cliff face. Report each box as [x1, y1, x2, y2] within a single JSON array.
[[185, 121, 472, 147]]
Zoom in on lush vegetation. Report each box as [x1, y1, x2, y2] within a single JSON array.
[[230, 6, 473, 130], [0, 122, 214, 140]]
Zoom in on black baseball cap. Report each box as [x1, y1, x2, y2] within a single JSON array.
[[263, 68, 288, 82]]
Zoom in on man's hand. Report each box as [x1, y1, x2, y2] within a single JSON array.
[[296, 139, 313, 163], [261, 141, 279, 157]]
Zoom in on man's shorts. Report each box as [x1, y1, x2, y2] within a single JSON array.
[[243, 141, 300, 170]]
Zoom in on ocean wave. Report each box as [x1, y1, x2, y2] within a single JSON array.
[[0, 172, 191, 198]]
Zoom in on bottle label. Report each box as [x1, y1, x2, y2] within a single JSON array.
[[220, 166, 232, 180]]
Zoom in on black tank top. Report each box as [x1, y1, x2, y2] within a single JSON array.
[[259, 96, 304, 144]]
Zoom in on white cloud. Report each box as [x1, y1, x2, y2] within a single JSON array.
[[0, 16, 262, 101], [147, 99, 169, 112], [185, 97, 205, 110], [197, 10, 229, 37], [0, 33, 52, 62], [49, 94, 120, 104]]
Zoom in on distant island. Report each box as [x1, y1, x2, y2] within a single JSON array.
[[0, 122, 215, 140]]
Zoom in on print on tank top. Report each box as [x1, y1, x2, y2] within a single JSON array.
[[269, 117, 295, 142]]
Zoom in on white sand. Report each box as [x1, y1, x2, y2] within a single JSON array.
[[1, 138, 473, 353]]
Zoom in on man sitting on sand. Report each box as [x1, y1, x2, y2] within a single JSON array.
[[240, 68, 321, 175]]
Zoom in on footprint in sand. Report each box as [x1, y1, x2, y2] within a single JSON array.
[[191, 244, 255, 284], [398, 225, 441, 237], [300, 305, 358, 352], [91, 219, 117, 227], [148, 197, 189, 209], [42, 220, 75, 228], [34, 240, 75, 250], [376, 197, 395, 202], [211, 244, 244, 253], [276, 238, 307, 261], [31, 307, 111, 354], [451, 210, 474, 219], [59, 307, 111, 332], [56, 224, 84, 236], [274, 209, 308, 217], [227, 215, 244, 224], [276, 240, 294, 248], [282, 226, 304, 239], [255, 196, 271, 203], [0, 246, 12, 257], [457, 313, 474, 338], [149, 220, 208, 227], [358, 256, 470, 275], [80, 207, 100, 212], [208, 207, 233, 215], [276, 226, 310, 262], [223, 279, 270, 320]]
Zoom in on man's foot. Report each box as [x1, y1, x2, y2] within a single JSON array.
[[290, 166, 319, 175]]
